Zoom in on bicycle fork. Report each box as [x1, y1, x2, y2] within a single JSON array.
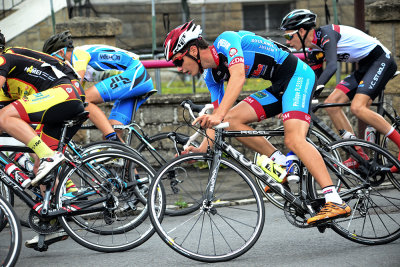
[[202, 149, 222, 215]]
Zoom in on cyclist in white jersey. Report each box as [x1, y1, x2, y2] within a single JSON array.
[[281, 9, 400, 174]]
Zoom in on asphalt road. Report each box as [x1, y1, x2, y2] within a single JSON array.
[[11, 201, 400, 267]]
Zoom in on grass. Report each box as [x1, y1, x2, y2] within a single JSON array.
[[158, 73, 348, 95]]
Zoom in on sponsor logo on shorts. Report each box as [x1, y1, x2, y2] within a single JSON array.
[[66, 87, 72, 93], [110, 76, 131, 90], [254, 91, 268, 99], [369, 62, 386, 89]]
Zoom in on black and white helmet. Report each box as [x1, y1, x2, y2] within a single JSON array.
[[280, 9, 317, 31]]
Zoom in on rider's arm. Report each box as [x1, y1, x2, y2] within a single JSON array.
[[71, 48, 91, 83], [316, 28, 341, 86], [213, 63, 246, 121]]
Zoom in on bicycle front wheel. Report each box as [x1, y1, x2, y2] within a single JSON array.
[[0, 195, 22, 267], [55, 151, 160, 252], [148, 153, 265, 262], [322, 139, 400, 245]]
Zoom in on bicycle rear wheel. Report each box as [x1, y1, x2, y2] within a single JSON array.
[[0, 195, 22, 267], [55, 151, 160, 252], [148, 153, 265, 262], [319, 139, 400, 245]]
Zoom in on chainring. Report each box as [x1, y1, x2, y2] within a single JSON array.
[[28, 210, 62, 234], [283, 201, 311, 228]]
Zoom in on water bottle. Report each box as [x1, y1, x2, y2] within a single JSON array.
[[285, 151, 300, 184], [339, 129, 356, 139], [5, 163, 32, 188], [257, 155, 287, 183], [364, 126, 376, 143], [14, 152, 34, 172]]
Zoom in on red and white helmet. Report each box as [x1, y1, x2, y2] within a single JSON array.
[[164, 20, 202, 61]]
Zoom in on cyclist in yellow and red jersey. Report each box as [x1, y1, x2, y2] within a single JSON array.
[[0, 34, 85, 187], [43, 31, 155, 142]]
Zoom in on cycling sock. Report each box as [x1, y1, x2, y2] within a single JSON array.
[[270, 150, 287, 166], [105, 132, 122, 142], [322, 185, 342, 204], [27, 136, 54, 159]]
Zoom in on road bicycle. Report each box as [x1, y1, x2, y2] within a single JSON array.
[[0, 194, 22, 267], [147, 100, 400, 262], [257, 70, 400, 209], [0, 111, 161, 252]]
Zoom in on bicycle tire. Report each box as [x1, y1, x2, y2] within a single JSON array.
[[0, 195, 22, 267], [381, 123, 400, 190], [148, 153, 265, 262], [311, 139, 400, 245], [55, 151, 161, 252], [136, 132, 201, 216], [253, 126, 340, 209], [0, 182, 14, 231]]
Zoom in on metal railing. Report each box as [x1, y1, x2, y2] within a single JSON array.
[[1, 0, 25, 19]]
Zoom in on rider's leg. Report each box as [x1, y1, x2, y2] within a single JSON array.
[[224, 101, 279, 159], [351, 93, 400, 171], [283, 119, 351, 224], [84, 86, 117, 138], [283, 119, 335, 189], [324, 89, 355, 135]]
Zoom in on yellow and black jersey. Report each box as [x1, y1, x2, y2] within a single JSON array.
[[5, 47, 79, 81], [0, 52, 69, 101]]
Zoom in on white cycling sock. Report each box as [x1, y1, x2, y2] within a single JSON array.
[[270, 150, 287, 166], [322, 185, 343, 204]]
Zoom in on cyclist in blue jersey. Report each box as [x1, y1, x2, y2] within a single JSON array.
[[43, 31, 155, 142], [281, 9, 399, 174], [164, 21, 351, 224]]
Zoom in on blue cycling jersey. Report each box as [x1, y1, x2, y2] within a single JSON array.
[[204, 31, 290, 106], [71, 45, 154, 125]]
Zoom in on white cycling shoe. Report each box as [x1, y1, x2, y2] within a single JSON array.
[[31, 152, 65, 186]]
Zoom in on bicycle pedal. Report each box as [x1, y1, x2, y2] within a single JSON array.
[[34, 244, 48, 252]]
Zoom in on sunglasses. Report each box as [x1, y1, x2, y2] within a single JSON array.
[[283, 30, 299, 41], [172, 50, 189, 67]]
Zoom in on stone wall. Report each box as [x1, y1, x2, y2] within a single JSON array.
[[91, 2, 243, 52], [6, 7, 69, 51], [366, 0, 400, 107]]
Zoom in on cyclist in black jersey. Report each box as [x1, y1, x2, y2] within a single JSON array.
[[281, 9, 400, 175], [0, 34, 85, 186]]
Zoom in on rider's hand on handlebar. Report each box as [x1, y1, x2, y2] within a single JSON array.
[[193, 113, 224, 129]]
